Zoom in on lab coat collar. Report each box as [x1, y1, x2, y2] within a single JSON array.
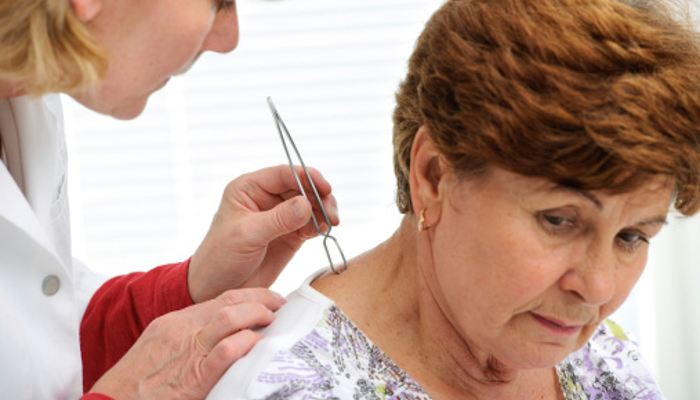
[[0, 163, 63, 267], [0, 96, 67, 270]]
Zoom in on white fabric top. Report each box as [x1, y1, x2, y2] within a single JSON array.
[[0, 95, 107, 399], [208, 269, 666, 400], [208, 270, 336, 400]]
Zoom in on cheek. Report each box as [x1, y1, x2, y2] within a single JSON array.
[[432, 216, 559, 326], [148, 12, 215, 71], [167, 27, 211, 66]]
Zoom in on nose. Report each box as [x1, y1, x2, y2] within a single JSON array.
[[559, 240, 616, 306], [202, 8, 240, 53]]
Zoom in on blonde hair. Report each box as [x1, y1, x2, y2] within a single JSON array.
[[0, 0, 108, 96]]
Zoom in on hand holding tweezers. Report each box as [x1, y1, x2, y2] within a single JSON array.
[[267, 97, 348, 274]]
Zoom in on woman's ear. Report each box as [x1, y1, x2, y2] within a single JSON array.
[[409, 126, 447, 223], [70, 0, 103, 22]]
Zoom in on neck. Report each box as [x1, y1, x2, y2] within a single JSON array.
[[312, 215, 561, 399], [0, 79, 26, 101]]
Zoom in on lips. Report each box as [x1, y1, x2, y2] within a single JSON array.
[[530, 312, 584, 336]]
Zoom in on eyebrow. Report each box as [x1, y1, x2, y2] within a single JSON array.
[[559, 188, 669, 226], [578, 190, 602, 210], [554, 187, 603, 209], [636, 216, 669, 227]]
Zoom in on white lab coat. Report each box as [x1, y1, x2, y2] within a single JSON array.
[[0, 95, 107, 399]]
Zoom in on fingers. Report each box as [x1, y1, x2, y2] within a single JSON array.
[[238, 190, 340, 250], [289, 191, 339, 230], [218, 287, 286, 310], [238, 195, 314, 247], [319, 191, 339, 227], [233, 165, 333, 211], [196, 288, 284, 352], [237, 165, 339, 226], [194, 288, 286, 391], [244, 164, 331, 196], [199, 330, 260, 389], [195, 303, 272, 353]]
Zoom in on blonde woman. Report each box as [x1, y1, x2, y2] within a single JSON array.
[[0, 0, 338, 399]]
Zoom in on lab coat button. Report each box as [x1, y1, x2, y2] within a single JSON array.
[[42, 275, 61, 296]]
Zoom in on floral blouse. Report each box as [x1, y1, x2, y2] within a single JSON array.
[[206, 274, 666, 400]]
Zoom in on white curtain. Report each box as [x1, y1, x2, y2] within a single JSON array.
[[63, 0, 699, 397]]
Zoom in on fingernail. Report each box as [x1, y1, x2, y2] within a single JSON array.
[[292, 199, 304, 220], [319, 222, 329, 234]]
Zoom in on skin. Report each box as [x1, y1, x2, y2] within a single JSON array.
[[0, 80, 24, 99], [69, 0, 240, 119], [189, 165, 339, 303], [313, 127, 674, 399]]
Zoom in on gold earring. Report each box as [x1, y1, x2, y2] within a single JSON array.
[[418, 208, 430, 233]]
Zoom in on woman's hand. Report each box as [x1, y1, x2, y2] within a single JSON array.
[[89, 288, 285, 400], [188, 165, 339, 303]]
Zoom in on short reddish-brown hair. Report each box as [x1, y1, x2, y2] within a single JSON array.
[[393, 0, 700, 215]]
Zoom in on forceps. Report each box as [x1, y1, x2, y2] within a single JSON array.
[[267, 97, 348, 274]]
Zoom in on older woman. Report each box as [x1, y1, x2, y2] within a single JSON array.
[[206, 0, 700, 399]]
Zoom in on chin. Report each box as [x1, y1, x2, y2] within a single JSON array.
[[98, 94, 150, 120], [69, 90, 149, 120], [496, 338, 579, 371], [108, 100, 149, 120]]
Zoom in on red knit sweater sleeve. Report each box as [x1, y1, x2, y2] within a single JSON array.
[[81, 394, 115, 400], [80, 259, 194, 393]]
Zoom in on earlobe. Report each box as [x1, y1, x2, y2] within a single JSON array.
[[70, 0, 102, 22], [408, 126, 445, 222]]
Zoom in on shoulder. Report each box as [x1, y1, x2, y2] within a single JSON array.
[[557, 320, 666, 400], [207, 278, 428, 400], [207, 278, 335, 400]]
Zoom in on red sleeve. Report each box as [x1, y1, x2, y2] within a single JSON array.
[[80, 259, 194, 393], [81, 394, 115, 400]]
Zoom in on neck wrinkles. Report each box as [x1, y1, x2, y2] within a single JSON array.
[[363, 216, 549, 398]]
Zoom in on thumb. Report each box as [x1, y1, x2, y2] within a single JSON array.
[[250, 196, 312, 245]]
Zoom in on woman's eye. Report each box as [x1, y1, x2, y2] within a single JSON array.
[[617, 231, 649, 251], [544, 215, 568, 226], [539, 212, 577, 236]]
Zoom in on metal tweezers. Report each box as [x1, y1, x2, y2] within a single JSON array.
[[267, 97, 348, 274]]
